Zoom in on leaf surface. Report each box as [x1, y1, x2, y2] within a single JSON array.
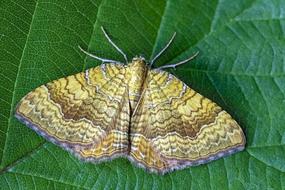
[[1, 0, 285, 189]]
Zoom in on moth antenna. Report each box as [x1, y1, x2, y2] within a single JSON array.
[[78, 45, 121, 63], [101, 26, 128, 64], [157, 51, 199, 70], [150, 32, 176, 67]]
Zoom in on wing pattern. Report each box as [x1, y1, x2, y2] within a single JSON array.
[[15, 61, 245, 174], [129, 69, 245, 173], [15, 63, 130, 161]]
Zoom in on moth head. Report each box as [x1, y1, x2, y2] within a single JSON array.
[[130, 56, 147, 67], [132, 56, 145, 62]]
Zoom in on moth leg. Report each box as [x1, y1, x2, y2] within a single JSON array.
[[157, 52, 199, 70]]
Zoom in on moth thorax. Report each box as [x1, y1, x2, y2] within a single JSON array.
[[128, 57, 148, 110]]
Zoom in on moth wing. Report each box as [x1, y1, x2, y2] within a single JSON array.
[[15, 63, 130, 161], [129, 69, 245, 174]]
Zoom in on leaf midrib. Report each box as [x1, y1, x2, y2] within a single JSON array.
[[149, 0, 168, 59], [81, 0, 104, 72], [1, 0, 39, 168]]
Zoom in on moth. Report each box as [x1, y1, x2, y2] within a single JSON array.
[[15, 27, 245, 174]]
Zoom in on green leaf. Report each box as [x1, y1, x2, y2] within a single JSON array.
[[1, 0, 285, 189]]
